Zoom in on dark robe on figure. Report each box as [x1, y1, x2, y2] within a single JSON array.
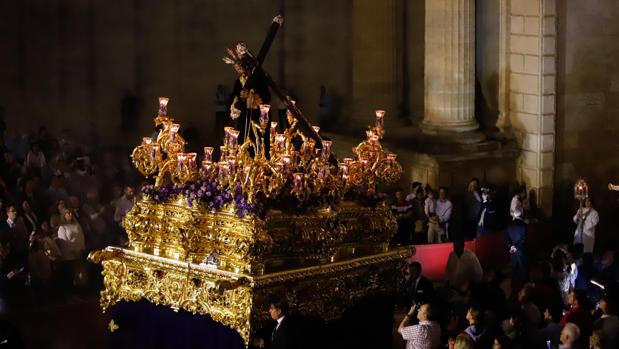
[[230, 68, 271, 151]]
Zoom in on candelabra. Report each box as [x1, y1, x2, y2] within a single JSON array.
[[131, 98, 403, 213], [574, 178, 589, 203], [131, 97, 198, 188]]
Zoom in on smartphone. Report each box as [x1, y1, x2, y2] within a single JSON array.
[[546, 340, 552, 349]]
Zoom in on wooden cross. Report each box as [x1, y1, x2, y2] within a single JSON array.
[[229, 15, 337, 164]]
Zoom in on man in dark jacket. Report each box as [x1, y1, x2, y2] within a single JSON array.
[[267, 295, 295, 349], [402, 261, 435, 309]]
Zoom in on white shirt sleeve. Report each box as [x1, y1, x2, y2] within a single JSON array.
[[57, 226, 67, 241], [585, 210, 599, 231], [438, 201, 452, 223]]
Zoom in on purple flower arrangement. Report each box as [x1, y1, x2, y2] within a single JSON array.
[[140, 179, 256, 218], [140, 180, 387, 217]]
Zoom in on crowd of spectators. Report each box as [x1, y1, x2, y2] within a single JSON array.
[[398, 240, 619, 348], [0, 126, 141, 307], [391, 178, 504, 246], [395, 182, 618, 349]]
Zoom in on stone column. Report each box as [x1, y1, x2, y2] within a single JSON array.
[[422, 0, 479, 134]]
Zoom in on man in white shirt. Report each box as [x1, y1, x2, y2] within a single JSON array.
[[114, 186, 135, 227], [510, 186, 529, 221], [445, 239, 483, 292], [573, 197, 599, 253], [434, 187, 452, 242], [398, 303, 441, 349]]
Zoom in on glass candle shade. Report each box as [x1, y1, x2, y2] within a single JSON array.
[[228, 130, 240, 148], [186, 153, 197, 168], [321, 140, 332, 159], [275, 134, 286, 153], [259, 104, 271, 129], [169, 123, 180, 140], [203, 147, 214, 162], [158, 97, 170, 116], [177, 153, 186, 170], [375, 110, 385, 128]]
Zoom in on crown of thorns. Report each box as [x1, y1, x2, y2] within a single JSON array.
[[222, 42, 253, 65]]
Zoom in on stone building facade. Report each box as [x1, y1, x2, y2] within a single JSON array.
[[0, 0, 618, 215]]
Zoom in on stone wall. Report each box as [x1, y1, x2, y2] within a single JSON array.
[[556, 0, 619, 206], [508, 0, 557, 215], [0, 0, 353, 143]]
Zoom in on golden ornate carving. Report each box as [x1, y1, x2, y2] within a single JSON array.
[[122, 198, 398, 275], [90, 246, 413, 346], [93, 96, 409, 347]]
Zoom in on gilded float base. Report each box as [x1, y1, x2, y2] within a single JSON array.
[[89, 246, 413, 346]]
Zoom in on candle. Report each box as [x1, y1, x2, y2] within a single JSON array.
[[375, 110, 385, 127], [275, 134, 286, 153], [259, 104, 271, 129], [203, 147, 214, 162], [170, 123, 180, 140], [152, 145, 160, 158], [177, 153, 186, 170], [219, 164, 230, 181], [186, 153, 197, 168], [202, 160, 212, 173], [158, 97, 170, 116], [228, 130, 240, 148], [223, 127, 232, 147], [321, 140, 332, 159]]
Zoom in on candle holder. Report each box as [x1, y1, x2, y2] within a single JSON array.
[[133, 98, 402, 209]]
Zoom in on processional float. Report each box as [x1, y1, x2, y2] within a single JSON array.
[[89, 15, 411, 346]]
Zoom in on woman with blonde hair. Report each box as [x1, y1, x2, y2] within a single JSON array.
[[452, 334, 474, 349]]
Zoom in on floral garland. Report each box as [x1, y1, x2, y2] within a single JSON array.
[[140, 179, 255, 218], [140, 180, 388, 217]]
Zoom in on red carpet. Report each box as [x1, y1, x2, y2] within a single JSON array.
[[408, 232, 510, 281]]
